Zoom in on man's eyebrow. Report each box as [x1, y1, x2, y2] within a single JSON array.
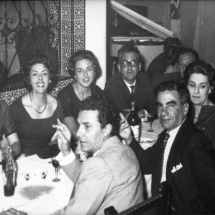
[[156, 100, 177, 106], [166, 100, 177, 105]]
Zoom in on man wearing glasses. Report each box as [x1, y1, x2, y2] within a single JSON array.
[[105, 41, 156, 116]]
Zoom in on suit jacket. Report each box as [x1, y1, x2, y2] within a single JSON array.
[[104, 72, 157, 115], [130, 119, 215, 214], [146, 53, 166, 78], [53, 136, 143, 215]]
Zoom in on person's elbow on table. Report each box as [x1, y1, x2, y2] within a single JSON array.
[[7, 132, 22, 158]]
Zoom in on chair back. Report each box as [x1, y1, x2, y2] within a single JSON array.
[[104, 182, 170, 215]]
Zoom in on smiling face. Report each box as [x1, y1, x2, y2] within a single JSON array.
[[29, 63, 49, 93], [77, 110, 108, 153], [74, 59, 95, 88], [157, 90, 188, 131], [117, 52, 141, 85], [178, 52, 196, 77], [187, 73, 211, 106]]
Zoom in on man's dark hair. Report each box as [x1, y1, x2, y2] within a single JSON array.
[[155, 81, 190, 105], [78, 95, 120, 136], [164, 37, 181, 50], [178, 47, 199, 62], [118, 40, 141, 63], [164, 46, 180, 67]]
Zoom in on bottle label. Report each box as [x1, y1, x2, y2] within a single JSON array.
[[131, 125, 139, 141]]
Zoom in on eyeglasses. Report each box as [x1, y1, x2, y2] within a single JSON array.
[[121, 60, 138, 68]]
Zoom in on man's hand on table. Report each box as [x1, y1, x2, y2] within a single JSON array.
[[0, 208, 27, 215], [52, 119, 72, 156], [119, 113, 133, 145]]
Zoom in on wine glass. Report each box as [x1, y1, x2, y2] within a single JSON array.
[[147, 112, 155, 132], [51, 158, 60, 182]]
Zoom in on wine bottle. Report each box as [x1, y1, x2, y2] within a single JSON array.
[[127, 102, 141, 141], [3, 147, 17, 196]]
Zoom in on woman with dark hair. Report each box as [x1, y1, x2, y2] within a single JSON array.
[[58, 50, 103, 141], [183, 61, 215, 149], [10, 55, 63, 156]]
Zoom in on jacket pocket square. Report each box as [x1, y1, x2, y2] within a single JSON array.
[[171, 163, 183, 173]]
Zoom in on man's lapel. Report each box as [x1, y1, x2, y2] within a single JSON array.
[[166, 119, 189, 179]]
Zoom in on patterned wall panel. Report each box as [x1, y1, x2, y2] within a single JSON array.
[[61, 0, 85, 75]]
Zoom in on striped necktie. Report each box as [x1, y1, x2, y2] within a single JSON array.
[[159, 132, 170, 181]]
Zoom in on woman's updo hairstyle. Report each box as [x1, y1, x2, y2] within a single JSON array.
[[68, 50, 102, 84]]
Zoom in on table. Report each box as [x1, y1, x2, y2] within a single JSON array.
[[0, 155, 74, 215]]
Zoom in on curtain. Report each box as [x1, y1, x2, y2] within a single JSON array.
[[180, 0, 215, 67]]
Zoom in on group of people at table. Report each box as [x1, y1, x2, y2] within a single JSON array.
[[1, 37, 215, 214]]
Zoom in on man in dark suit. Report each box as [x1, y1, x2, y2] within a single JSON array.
[[121, 81, 215, 214], [105, 41, 156, 115]]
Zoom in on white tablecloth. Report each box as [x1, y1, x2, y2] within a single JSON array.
[[0, 155, 74, 215]]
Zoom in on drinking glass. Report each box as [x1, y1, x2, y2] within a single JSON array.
[[147, 112, 155, 132], [51, 158, 60, 182]]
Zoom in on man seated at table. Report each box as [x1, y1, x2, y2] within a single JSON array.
[[0, 100, 21, 158], [151, 47, 200, 90], [105, 41, 156, 116], [146, 37, 181, 79], [178, 47, 199, 78], [121, 81, 215, 214], [53, 95, 143, 214]]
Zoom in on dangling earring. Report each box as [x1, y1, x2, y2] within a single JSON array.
[[49, 80, 51, 83]]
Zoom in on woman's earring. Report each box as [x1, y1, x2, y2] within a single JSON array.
[[49, 80, 51, 83]]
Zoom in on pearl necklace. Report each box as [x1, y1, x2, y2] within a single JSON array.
[[29, 93, 47, 114]]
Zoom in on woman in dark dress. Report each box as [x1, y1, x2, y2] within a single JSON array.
[[58, 50, 103, 141], [184, 61, 215, 150], [11, 55, 62, 156]]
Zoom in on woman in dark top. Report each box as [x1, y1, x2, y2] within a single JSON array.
[[11, 55, 62, 156], [58, 50, 103, 140], [184, 61, 215, 150]]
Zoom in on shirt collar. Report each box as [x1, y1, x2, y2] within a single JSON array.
[[167, 119, 186, 138], [124, 80, 136, 93]]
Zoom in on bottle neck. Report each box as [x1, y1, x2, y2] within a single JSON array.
[[131, 101, 135, 112]]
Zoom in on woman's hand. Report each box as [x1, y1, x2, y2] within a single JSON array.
[[52, 119, 72, 156], [119, 113, 133, 145]]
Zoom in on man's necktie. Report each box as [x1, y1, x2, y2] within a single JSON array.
[[130, 85, 135, 103], [159, 132, 170, 181]]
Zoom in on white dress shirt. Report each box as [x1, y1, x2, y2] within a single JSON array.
[[161, 120, 185, 182], [124, 80, 136, 93]]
